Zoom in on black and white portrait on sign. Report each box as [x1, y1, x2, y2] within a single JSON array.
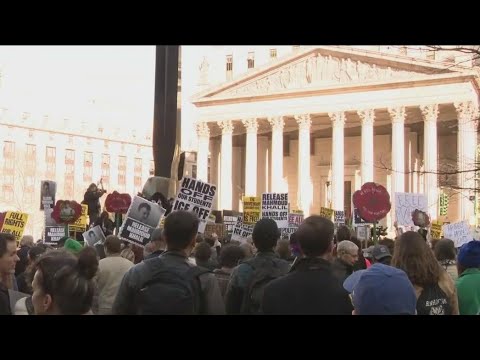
[[40, 180, 57, 210], [129, 196, 164, 228], [83, 225, 106, 247]]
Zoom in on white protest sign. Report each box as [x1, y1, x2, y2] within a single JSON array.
[[334, 210, 345, 226], [395, 192, 427, 226], [261, 193, 288, 228], [356, 225, 369, 242], [119, 196, 166, 248], [172, 177, 217, 234], [231, 215, 253, 244], [442, 221, 473, 248]]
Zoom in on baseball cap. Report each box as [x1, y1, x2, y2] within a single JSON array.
[[457, 240, 480, 268], [343, 263, 417, 315], [371, 245, 391, 261]]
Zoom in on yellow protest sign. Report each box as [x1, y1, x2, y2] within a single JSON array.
[[243, 196, 261, 225], [292, 209, 304, 215], [69, 204, 88, 232], [430, 221, 443, 239], [319, 207, 334, 220], [0, 211, 29, 242]]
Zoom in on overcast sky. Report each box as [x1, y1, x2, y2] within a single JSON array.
[[0, 46, 155, 132]]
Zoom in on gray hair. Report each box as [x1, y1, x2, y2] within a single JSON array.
[[337, 240, 358, 256], [20, 235, 34, 247]]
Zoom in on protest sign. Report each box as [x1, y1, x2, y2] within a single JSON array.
[[0, 211, 29, 242], [243, 196, 261, 225], [353, 208, 369, 226], [40, 180, 56, 210], [430, 221, 443, 239], [83, 225, 107, 247], [334, 210, 345, 226], [261, 193, 288, 228], [356, 225, 369, 242], [443, 221, 472, 248], [204, 223, 226, 239], [172, 177, 217, 233], [69, 204, 88, 233], [231, 216, 254, 243], [395, 192, 427, 226], [320, 207, 334, 220], [119, 196, 166, 247], [44, 225, 66, 245], [223, 210, 241, 236]]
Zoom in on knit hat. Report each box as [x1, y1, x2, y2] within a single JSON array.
[[457, 240, 480, 268], [64, 238, 83, 254]]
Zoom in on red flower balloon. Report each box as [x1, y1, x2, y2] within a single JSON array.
[[352, 182, 391, 223], [105, 191, 132, 214], [412, 209, 430, 228], [51, 200, 82, 224]]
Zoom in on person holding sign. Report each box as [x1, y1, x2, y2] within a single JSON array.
[[83, 182, 107, 226]]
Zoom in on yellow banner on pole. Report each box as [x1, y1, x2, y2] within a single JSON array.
[[319, 207, 334, 220], [243, 196, 261, 225], [69, 204, 89, 232], [0, 211, 29, 242], [430, 220, 443, 239]]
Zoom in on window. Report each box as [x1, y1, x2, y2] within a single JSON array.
[[101, 154, 110, 186], [45, 147, 56, 180], [226, 54, 233, 81], [3, 141, 14, 158], [118, 156, 127, 193], [149, 160, 155, 176], [84, 152, 93, 183], [26, 144, 36, 176], [270, 48, 277, 59], [426, 50, 436, 60], [64, 149, 75, 198], [2, 142, 15, 202], [247, 52, 255, 69], [134, 158, 143, 191], [25, 175, 35, 204]]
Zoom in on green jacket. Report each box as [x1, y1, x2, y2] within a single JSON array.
[[456, 268, 480, 315]]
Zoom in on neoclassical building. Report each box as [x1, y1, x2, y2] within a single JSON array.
[[185, 46, 480, 228]]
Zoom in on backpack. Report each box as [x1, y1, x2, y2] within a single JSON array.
[[240, 257, 287, 315], [416, 282, 452, 315], [25, 296, 34, 315], [136, 258, 210, 315]]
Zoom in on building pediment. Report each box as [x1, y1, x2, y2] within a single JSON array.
[[192, 46, 473, 104]]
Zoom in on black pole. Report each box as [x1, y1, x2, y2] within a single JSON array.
[[153, 46, 179, 178]]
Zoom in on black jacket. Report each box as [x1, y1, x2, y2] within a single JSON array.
[[0, 283, 11, 315], [83, 189, 105, 217], [331, 258, 354, 285], [262, 257, 353, 315], [112, 250, 225, 315]]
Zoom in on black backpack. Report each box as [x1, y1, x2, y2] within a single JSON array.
[[416, 282, 453, 315], [136, 258, 210, 315], [240, 257, 287, 314]]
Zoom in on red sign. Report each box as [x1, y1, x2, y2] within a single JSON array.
[[352, 182, 391, 223], [105, 191, 132, 214]]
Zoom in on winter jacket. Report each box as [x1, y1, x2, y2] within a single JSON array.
[[456, 268, 480, 315]]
